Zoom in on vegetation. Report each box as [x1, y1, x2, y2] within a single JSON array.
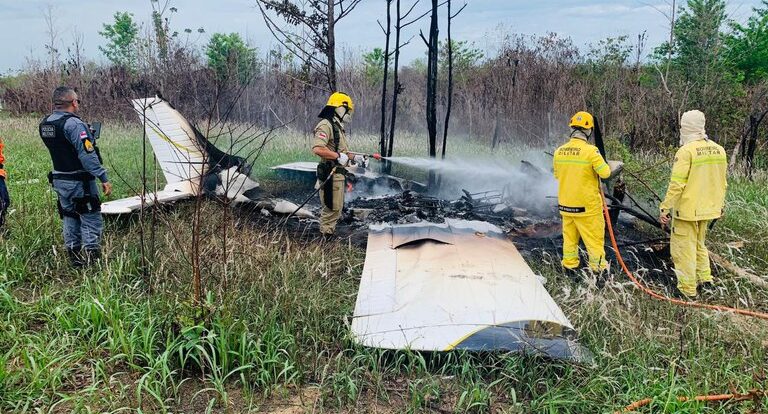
[[1, 0, 768, 412], [98, 12, 140, 71], [1, 115, 768, 412]]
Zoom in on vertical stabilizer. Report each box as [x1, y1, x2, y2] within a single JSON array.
[[131, 97, 206, 194]]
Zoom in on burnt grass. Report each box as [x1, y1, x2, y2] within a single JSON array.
[[244, 179, 682, 296]]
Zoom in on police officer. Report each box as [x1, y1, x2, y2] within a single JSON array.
[[659, 110, 727, 298], [311, 92, 362, 238], [553, 111, 621, 277], [39, 87, 112, 266]]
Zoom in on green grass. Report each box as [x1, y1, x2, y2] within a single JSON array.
[[1, 113, 767, 413]]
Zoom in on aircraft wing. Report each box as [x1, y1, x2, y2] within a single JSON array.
[[101, 190, 194, 215], [351, 219, 592, 362]]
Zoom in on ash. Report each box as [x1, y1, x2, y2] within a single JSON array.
[[345, 189, 558, 235]]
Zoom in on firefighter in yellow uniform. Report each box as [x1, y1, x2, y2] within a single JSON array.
[[311, 92, 363, 237], [554, 111, 613, 273], [659, 110, 727, 298]]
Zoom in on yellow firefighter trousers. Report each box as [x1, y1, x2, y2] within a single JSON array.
[[319, 174, 345, 234], [670, 219, 712, 296], [561, 214, 607, 271]]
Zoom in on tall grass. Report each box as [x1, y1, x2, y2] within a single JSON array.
[[1, 114, 767, 412]]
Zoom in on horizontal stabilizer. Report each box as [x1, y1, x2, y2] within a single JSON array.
[[101, 190, 193, 215]]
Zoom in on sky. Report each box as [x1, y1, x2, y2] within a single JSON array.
[[0, 0, 763, 74]]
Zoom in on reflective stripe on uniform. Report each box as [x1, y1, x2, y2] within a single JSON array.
[[670, 174, 688, 183], [554, 159, 590, 165]]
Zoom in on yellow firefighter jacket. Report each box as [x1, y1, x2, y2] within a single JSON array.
[[659, 139, 727, 221], [553, 134, 611, 216]]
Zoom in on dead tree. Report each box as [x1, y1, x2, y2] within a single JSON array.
[[256, 0, 362, 91], [440, 1, 467, 159], [728, 86, 767, 177], [491, 55, 518, 150], [385, 0, 423, 173], [421, 0, 440, 160], [379, 1, 393, 157]]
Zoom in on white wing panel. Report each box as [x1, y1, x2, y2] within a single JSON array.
[[351, 220, 590, 362], [131, 97, 205, 193]]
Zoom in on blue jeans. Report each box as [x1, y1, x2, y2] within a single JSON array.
[[52, 179, 103, 250]]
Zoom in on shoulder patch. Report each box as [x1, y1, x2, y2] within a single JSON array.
[[82, 137, 95, 153]]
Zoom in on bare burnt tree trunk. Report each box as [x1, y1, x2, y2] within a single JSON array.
[[327, 0, 338, 90], [386, 0, 407, 174], [380, 0, 393, 157], [491, 57, 517, 150], [423, 0, 439, 159], [744, 111, 767, 178], [440, 0, 454, 159]]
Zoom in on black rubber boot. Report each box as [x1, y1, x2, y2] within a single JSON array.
[[563, 267, 581, 283], [697, 281, 716, 296], [83, 249, 102, 266], [66, 247, 84, 267]]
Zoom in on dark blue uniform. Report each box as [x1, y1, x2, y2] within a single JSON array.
[[39, 111, 108, 260]]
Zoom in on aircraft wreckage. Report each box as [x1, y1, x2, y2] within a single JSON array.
[[351, 219, 592, 362], [101, 97, 312, 217], [100, 97, 663, 364]]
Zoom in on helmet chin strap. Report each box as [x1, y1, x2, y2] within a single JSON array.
[[334, 105, 350, 123]]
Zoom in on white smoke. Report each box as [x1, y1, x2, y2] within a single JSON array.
[[383, 153, 558, 214]]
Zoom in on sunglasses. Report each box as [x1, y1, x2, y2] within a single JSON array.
[[55, 98, 81, 105]]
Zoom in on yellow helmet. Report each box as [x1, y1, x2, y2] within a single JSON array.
[[569, 111, 594, 130], [326, 92, 354, 112]]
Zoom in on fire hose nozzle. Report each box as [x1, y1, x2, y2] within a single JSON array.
[[349, 151, 383, 161]]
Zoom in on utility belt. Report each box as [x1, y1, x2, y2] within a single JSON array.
[[317, 160, 346, 209], [48, 171, 101, 218]]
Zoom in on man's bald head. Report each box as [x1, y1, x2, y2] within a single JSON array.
[[52, 86, 78, 111]]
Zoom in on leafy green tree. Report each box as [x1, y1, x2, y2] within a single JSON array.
[[438, 40, 483, 73], [205, 33, 257, 83], [99, 12, 139, 70], [673, 0, 727, 79], [362, 48, 387, 84], [653, 0, 740, 118], [726, 1, 768, 83]]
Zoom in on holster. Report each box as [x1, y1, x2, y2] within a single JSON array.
[[49, 171, 101, 218]]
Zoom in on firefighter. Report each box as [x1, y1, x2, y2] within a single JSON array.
[[659, 110, 727, 298], [39, 87, 112, 266], [0, 137, 9, 228], [311, 92, 363, 238], [554, 111, 619, 276]]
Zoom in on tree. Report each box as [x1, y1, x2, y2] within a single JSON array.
[[150, 0, 178, 61], [726, 1, 768, 83], [99, 12, 139, 70], [421, 0, 439, 161], [255, 0, 362, 91], [438, 39, 482, 74], [362, 48, 387, 84], [440, 2, 468, 159], [726, 2, 768, 173], [206, 33, 257, 84]]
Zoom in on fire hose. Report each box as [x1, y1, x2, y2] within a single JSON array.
[[614, 390, 763, 413], [601, 185, 768, 411], [601, 185, 768, 320]]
